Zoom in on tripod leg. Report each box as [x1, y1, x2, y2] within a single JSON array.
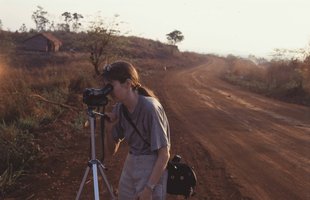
[[98, 163, 116, 199], [75, 166, 90, 200], [92, 163, 101, 200]]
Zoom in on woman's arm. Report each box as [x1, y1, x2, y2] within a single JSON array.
[[147, 146, 170, 186]]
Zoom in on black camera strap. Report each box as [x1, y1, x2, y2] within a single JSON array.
[[121, 104, 151, 147]]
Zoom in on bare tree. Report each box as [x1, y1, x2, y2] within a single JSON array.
[[48, 21, 56, 31], [72, 13, 84, 32], [19, 23, 28, 32], [57, 12, 83, 32], [61, 12, 72, 32], [87, 15, 120, 75], [31, 6, 49, 32]]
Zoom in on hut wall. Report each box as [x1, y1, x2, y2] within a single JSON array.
[[24, 35, 48, 52]]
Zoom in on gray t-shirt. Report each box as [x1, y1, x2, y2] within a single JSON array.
[[112, 95, 170, 155]]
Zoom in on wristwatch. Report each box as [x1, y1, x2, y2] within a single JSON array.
[[146, 182, 156, 191]]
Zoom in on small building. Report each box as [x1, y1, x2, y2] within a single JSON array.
[[23, 32, 62, 52]]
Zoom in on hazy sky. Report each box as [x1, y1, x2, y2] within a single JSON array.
[[1, 0, 310, 58]]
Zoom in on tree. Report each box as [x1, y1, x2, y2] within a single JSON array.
[[87, 15, 120, 75], [31, 6, 49, 32], [61, 12, 72, 32], [72, 13, 83, 32], [271, 47, 310, 61], [0, 19, 2, 30], [166, 30, 184, 46], [57, 12, 83, 32], [57, 23, 69, 32], [48, 21, 56, 31], [19, 23, 28, 32]]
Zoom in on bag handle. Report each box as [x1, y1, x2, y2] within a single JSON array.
[[121, 104, 151, 147]]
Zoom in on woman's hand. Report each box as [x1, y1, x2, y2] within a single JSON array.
[[104, 112, 118, 126], [136, 187, 152, 200]]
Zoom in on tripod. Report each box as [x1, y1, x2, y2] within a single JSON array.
[[75, 107, 116, 200]]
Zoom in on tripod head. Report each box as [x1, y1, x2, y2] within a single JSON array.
[[86, 107, 107, 119]]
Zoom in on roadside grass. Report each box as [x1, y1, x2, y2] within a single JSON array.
[[0, 56, 94, 196], [222, 57, 310, 106], [0, 121, 37, 195]]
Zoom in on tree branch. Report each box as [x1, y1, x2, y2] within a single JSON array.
[[30, 94, 79, 112]]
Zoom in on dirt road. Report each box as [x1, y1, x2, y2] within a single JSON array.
[[152, 57, 310, 200]]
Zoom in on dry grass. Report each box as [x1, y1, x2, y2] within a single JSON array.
[[0, 57, 91, 122], [223, 56, 310, 106], [0, 54, 96, 195]]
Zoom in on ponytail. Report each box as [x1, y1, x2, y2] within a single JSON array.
[[136, 86, 158, 100]]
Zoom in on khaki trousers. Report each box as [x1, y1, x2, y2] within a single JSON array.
[[118, 153, 168, 200]]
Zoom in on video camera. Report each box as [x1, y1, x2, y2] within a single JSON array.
[[83, 84, 113, 107]]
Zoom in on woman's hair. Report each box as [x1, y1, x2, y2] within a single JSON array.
[[102, 61, 157, 99]]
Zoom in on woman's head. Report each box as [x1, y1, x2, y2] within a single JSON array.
[[102, 61, 157, 100], [103, 61, 140, 88]]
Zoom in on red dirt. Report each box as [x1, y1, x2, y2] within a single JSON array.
[[7, 56, 310, 200]]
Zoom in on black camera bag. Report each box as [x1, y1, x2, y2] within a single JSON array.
[[167, 155, 197, 198]]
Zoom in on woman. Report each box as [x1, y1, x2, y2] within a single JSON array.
[[103, 61, 170, 200]]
